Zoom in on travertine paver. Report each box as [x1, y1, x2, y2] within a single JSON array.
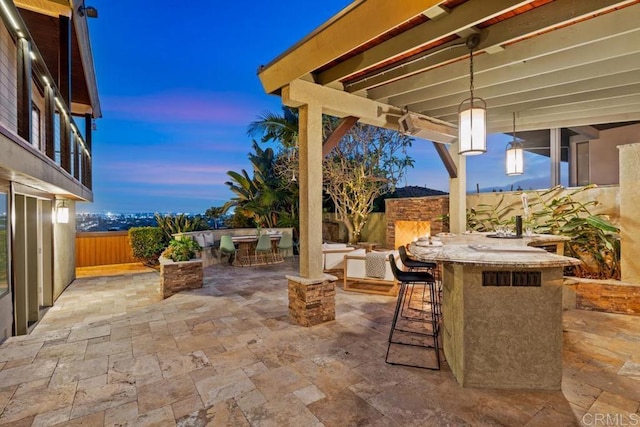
[[0, 263, 638, 426]]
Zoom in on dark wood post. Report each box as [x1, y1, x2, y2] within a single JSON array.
[[44, 85, 55, 160], [16, 38, 32, 142]]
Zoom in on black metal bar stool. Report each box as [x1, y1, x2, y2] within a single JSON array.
[[398, 245, 437, 271], [386, 254, 441, 370], [399, 245, 441, 317]]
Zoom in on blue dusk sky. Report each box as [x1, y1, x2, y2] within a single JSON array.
[[80, 1, 560, 214]]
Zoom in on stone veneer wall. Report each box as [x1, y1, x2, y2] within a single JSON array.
[[385, 196, 449, 249], [160, 258, 203, 299], [564, 278, 640, 315]]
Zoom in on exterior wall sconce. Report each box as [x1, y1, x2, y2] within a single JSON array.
[[77, 5, 98, 18], [506, 112, 524, 175], [56, 200, 69, 224], [458, 34, 486, 155]]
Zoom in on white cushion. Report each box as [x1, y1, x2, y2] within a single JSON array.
[[194, 234, 206, 248], [204, 233, 215, 247]]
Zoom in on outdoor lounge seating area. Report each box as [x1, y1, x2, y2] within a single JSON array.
[[343, 249, 400, 296], [176, 228, 295, 267], [0, 263, 638, 425]]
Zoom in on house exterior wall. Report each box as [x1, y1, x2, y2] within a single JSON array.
[[53, 201, 76, 300], [0, 186, 11, 342], [0, 3, 98, 337], [589, 123, 640, 185], [0, 23, 17, 131]]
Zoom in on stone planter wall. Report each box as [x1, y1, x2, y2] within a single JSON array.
[[563, 277, 640, 315], [159, 257, 203, 299]]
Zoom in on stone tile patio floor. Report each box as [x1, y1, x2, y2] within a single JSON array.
[[0, 263, 639, 426]]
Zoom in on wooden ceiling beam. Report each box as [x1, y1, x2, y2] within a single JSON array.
[[488, 99, 640, 133], [423, 69, 640, 119], [323, 116, 359, 156], [405, 53, 640, 113], [258, 0, 443, 95], [439, 85, 640, 125], [14, 0, 71, 18], [316, 0, 530, 86], [432, 142, 457, 178], [568, 126, 600, 140], [366, 0, 637, 99], [282, 79, 457, 145]]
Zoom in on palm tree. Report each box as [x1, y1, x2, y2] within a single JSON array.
[[224, 141, 293, 228], [204, 206, 227, 229], [247, 107, 299, 149]]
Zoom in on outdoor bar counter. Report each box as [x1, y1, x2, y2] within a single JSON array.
[[409, 233, 580, 389]]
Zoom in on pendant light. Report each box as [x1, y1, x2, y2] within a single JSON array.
[[458, 34, 486, 155], [505, 112, 524, 175]]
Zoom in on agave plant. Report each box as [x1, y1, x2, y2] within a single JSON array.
[[154, 213, 208, 240]]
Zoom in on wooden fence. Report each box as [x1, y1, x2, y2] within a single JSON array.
[[75, 231, 138, 267]]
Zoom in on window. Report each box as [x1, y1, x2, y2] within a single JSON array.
[[576, 142, 590, 186], [0, 191, 8, 298], [31, 104, 41, 149]]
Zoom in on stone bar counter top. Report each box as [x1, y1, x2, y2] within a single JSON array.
[[409, 232, 579, 269], [407, 232, 579, 390]]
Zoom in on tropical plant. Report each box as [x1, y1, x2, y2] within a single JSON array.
[[128, 227, 167, 267], [224, 140, 298, 229], [466, 185, 620, 279], [161, 238, 201, 262], [527, 186, 620, 279], [466, 194, 515, 232], [204, 206, 227, 229], [154, 213, 208, 240], [247, 107, 299, 149]]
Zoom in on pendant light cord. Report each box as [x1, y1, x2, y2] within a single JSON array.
[[469, 47, 475, 100]]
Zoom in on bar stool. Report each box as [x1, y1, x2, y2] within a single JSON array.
[[399, 245, 441, 317], [386, 254, 441, 370], [398, 245, 437, 271]]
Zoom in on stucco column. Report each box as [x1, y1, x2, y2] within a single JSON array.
[[298, 103, 324, 279], [550, 128, 561, 187], [619, 143, 640, 282], [448, 141, 466, 234]]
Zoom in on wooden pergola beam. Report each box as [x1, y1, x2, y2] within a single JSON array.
[[323, 116, 358, 157], [433, 141, 457, 178], [258, 0, 442, 94]]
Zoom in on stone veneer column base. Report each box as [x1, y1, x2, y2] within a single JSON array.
[[287, 274, 337, 327]]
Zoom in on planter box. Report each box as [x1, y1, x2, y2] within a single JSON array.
[[159, 256, 203, 299], [563, 277, 640, 315]]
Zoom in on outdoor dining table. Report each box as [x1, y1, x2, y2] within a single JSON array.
[[408, 231, 579, 390], [231, 234, 283, 266]]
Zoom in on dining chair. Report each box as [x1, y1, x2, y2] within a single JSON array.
[[219, 235, 237, 265], [277, 232, 294, 263], [254, 234, 273, 264]]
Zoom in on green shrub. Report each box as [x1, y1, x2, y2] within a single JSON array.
[[129, 227, 167, 267], [161, 238, 201, 262]]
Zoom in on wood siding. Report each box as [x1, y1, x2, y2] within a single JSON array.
[[75, 231, 138, 267]]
